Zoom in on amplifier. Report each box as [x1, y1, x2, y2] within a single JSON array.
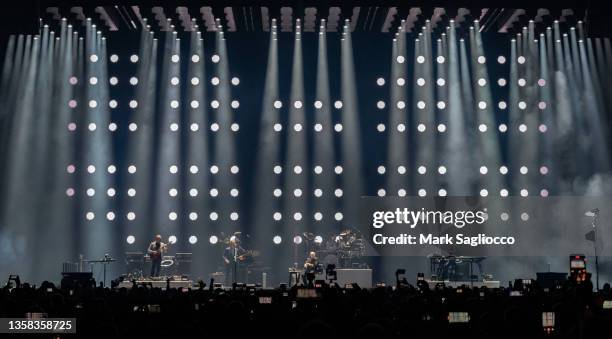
[[335, 269, 372, 288]]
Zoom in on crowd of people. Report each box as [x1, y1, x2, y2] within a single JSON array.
[[1, 276, 611, 338]]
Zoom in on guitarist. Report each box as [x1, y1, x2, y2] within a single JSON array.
[[223, 238, 246, 285], [147, 234, 167, 277]]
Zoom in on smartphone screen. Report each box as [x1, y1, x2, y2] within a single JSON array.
[[542, 312, 555, 327], [448, 312, 469, 323], [259, 296, 272, 304]]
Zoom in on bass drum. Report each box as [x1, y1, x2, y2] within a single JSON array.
[[160, 256, 177, 276]]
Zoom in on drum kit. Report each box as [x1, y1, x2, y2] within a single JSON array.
[[305, 228, 367, 268]]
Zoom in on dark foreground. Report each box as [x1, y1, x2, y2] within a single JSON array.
[[1, 279, 611, 339]]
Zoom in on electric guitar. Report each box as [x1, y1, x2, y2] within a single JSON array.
[[149, 242, 169, 260]]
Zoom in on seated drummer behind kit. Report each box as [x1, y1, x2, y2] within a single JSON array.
[[147, 234, 167, 277], [223, 238, 246, 285]]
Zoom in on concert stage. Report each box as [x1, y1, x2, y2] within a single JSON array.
[[1, 0, 612, 337]]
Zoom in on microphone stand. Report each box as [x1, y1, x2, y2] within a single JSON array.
[[591, 212, 600, 291], [233, 247, 237, 286]]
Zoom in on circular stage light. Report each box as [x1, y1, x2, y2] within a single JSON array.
[[107, 188, 116, 197], [126, 235, 135, 244], [273, 236, 282, 244], [209, 235, 218, 244]]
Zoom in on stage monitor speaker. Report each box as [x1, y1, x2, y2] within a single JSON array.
[[536, 272, 567, 289], [61, 272, 94, 289]]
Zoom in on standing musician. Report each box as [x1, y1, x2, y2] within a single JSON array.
[[223, 238, 246, 285], [303, 251, 319, 286], [147, 235, 167, 277]]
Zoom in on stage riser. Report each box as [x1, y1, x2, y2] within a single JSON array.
[[117, 280, 192, 289]]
